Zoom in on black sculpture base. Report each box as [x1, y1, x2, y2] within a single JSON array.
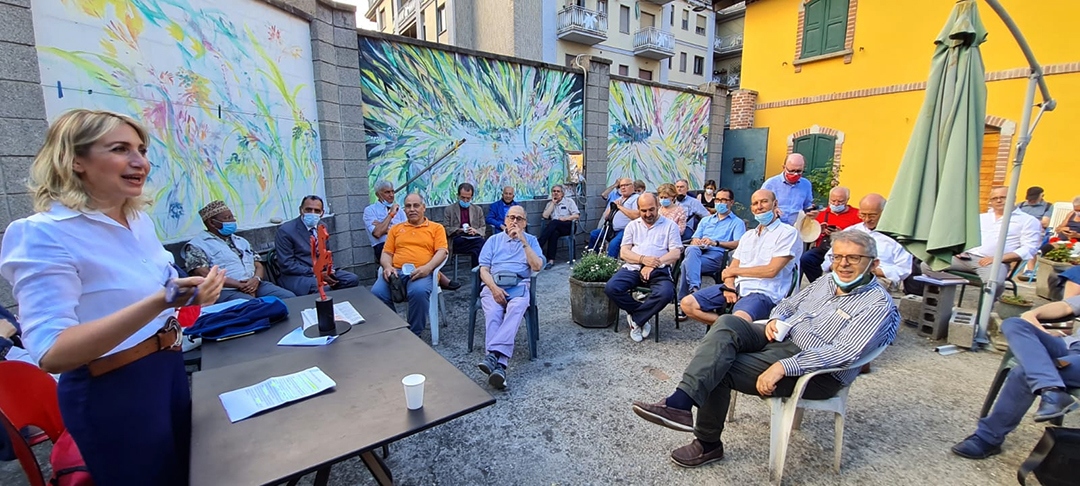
[[304, 296, 352, 338]]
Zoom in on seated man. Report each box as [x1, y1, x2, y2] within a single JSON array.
[[801, 186, 861, 282], [184, 200, 295, 303], [274, 195, 359, 296], [486, 186, 520, 236], [822, 194, 913, 292], [603, 194, 683, 342], [363, 180, 406, 259], [477, 206, 544, 389], [676, 179, 712, 241], [589, 178, 640, 257], [682, 189, 800, 326], [952, 297, 1080, 459], [677, 188, 746, 321], [371, 194, 448, 337], [934, 186, 1042, 300], [632, 231, 900, 467], [539, 184, 580, 269], [444, 182, 487, 270]]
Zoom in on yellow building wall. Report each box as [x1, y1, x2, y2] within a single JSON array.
[[743, 0, 1080, 204]]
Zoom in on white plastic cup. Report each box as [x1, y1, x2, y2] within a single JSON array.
[[402, 374, 426, 410], [402, 263, 415, 276], [462, 223, 470, 230]]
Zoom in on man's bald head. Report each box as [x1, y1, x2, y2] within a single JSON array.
[[751, 189, 777, 216], [858, 193, 886, 230], [784, 153, 806, 172], [637, 193, 659, 225]]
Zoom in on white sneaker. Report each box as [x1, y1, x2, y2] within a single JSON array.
[[641, 321, 652, 339], [628, 315, 643, 342]]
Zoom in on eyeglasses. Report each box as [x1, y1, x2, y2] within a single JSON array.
[[785, 169, 804, 175], [506, 215, 527, 222], [717, 197, 733, 203], [619, 183, 633, 188], [989, 196, 1007, 202], [828, 254, 871, 265]]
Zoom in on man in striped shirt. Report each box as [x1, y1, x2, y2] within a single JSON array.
[[631, 230, 900, 468]]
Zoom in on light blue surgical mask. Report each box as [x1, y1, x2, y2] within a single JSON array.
[[459, 200, 471, 208], [754, 211, 775, 226], [660, 198, 672, 207], [219, 222, 237, 236], [831, 264, 874, 293], [382, 200, 394, 209], [830, 204, 846, 214], [302, 213, 320, 228], [715, 203, 729, 214]]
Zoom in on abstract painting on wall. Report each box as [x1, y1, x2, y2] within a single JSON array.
[[32, 0, 322, 242], [608, 80, 710, 191], [360, 37, 584, 206]]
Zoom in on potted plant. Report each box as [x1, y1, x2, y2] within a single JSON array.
[[569, 251, 621, 328], [1036, 238, 1080, 300], [994, 294, 1035, 320]]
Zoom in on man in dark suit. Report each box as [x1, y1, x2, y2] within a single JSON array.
[[274, 195, 359, 296], [444, 182, 487, 270]]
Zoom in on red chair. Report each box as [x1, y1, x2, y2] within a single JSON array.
[[0, 361, 65, 486]]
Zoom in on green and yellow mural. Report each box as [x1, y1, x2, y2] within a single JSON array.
[[359, 38, 584, 206], [607, 80, 710, 191], [32, 0, 322, 241]]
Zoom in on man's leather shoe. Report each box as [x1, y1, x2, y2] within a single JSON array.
[[670, 439, 724, 468], [1034, 389, 1079, 422], [950, 435, 1002, 459], [443, 280, 462, 291], [632, 400, 694, 432]]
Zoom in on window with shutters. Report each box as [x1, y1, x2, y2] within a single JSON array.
[[794, 0, 856, 68], [619, 5, 631, 33], [679, 52, 687, 72]]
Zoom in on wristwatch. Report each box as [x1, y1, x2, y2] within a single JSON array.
[[0, 335, 12, 360]]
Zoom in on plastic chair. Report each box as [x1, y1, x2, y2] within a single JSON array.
[[0, 361, 65, 486], [263, 248, 280, 284], [540, 219, 578, 265], [949, 260, 1022, 301], [467, 266, 540, 360], [427, 259, 448, 345], [451, 252, 473, 282], [727, 344, 888, 485], [1048, 202, 1073, 230]]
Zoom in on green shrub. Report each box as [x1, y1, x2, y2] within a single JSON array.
[[570, 251, 622, 283]]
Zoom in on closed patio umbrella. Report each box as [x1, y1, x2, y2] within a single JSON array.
[[877, 0, 987, 271]]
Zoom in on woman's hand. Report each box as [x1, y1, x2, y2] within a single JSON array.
[[169, 266, 225, 307]]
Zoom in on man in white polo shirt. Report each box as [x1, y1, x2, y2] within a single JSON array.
[[682, 189, 801, 326], [604, 194, 684, 342]]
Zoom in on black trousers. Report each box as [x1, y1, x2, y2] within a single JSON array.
[[539, 220, 573, 260], [800, 244, 829, 283], [677, 315, 845, 443], [452, 235, 484, 267]]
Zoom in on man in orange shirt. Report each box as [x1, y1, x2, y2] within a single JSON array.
[[371, 193, 448, 336], [801, 186, 861, 282]]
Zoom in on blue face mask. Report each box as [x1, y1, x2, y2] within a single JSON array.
[[715, 203, 729, 214], [382, 200, 394, 209], [830, 204, 846, 214], [459, 200, 471, 208], [302, 213, 320, 228], [754, 211, 775, 226], [659, 198, 672, 207], [218, 221, 237, 236], [831, 264, 874, 293]]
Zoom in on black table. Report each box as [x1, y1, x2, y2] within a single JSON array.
[[200, 287, 408, 370], [189, 328, 494, 485]]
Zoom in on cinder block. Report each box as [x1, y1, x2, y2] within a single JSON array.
[[947, 308, 977, 348], [898, 294, 923, 326]]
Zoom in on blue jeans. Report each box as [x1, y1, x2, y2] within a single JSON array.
[[679, 245, 727, 300], [975, 318, 1080, 446], [372, 270, 434, 336], [604, 267, 674, 326], [217, 281, 296, 303], [588, 228, 624, 257]]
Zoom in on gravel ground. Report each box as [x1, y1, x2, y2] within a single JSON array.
[[3, 264, 1069, 486]]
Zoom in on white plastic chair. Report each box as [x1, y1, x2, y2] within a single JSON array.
[[1048, 201, 1073, 230], [727, 344, 888, 485], [428, 259, 447, 345]]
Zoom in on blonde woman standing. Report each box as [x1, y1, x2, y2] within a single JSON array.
[[0, 109, 225, 485]]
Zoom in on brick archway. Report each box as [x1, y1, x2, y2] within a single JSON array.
[[786, 125, 845, 181], [984, 114, 1016, 185]]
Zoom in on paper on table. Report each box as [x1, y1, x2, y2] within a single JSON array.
[[218, 367, 336, 423], [300, 302, 365, 329], [276, 326, 338, 346]]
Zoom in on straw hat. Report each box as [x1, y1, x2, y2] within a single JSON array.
[[794, 211, 822, 243]]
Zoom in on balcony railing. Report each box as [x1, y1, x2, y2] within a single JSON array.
[[633, 27, 674, 59], [557, 6, 608, 45], [397, 0, 416, 20], [714, 34, 744, 54], [712, 73, 741, 88]]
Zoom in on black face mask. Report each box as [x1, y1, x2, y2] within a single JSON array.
[[676, 194, 686, 202]]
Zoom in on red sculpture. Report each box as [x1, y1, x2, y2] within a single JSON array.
[[311, 225, 333, 301]]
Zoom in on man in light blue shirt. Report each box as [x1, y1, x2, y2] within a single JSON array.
[[677, 188, 747, 319], [761, 153, 818, 225], [363, 180, 407, 258]]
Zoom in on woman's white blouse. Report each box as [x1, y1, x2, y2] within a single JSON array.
[[0, 203, 176, 363]]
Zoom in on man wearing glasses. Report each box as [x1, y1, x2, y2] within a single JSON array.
[[183, 200, 296, 303], [761, 153, 818, 225], [676, 188, 746, 321], [274, 195, 360, 296], [589, 178, 640, 257], [935, 186, 1042, 300], [631, 230, 899, 468], [539, 184, 580, 269]]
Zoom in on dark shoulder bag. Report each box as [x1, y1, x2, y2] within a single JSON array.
[[1017, 426, 1080, 486]]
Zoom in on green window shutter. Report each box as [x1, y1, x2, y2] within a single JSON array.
[[792, 134, 837, 172], [822, 0, 849, 54], [793, 135, 816, 160], [801, 0, 825, 58]]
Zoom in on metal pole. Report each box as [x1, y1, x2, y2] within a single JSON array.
[[394, 139, 466, 193], [981, 0, 1055, 110]]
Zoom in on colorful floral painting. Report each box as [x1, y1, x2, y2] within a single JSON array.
[[607, 80, 710, 191], [360, 38, 584, 206], [32, 0, 322, 242]]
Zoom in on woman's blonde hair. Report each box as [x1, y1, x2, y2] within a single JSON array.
[[29, 109, 151, 216], [657, 183, 677, 199]]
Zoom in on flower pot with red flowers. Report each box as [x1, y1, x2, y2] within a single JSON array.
[[1036, 238, 1080, 300]]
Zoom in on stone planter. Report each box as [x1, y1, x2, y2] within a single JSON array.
[[569, 276, 618, 328], [993, 301, 1033, 320], [1035, 256, 1074, 301]]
